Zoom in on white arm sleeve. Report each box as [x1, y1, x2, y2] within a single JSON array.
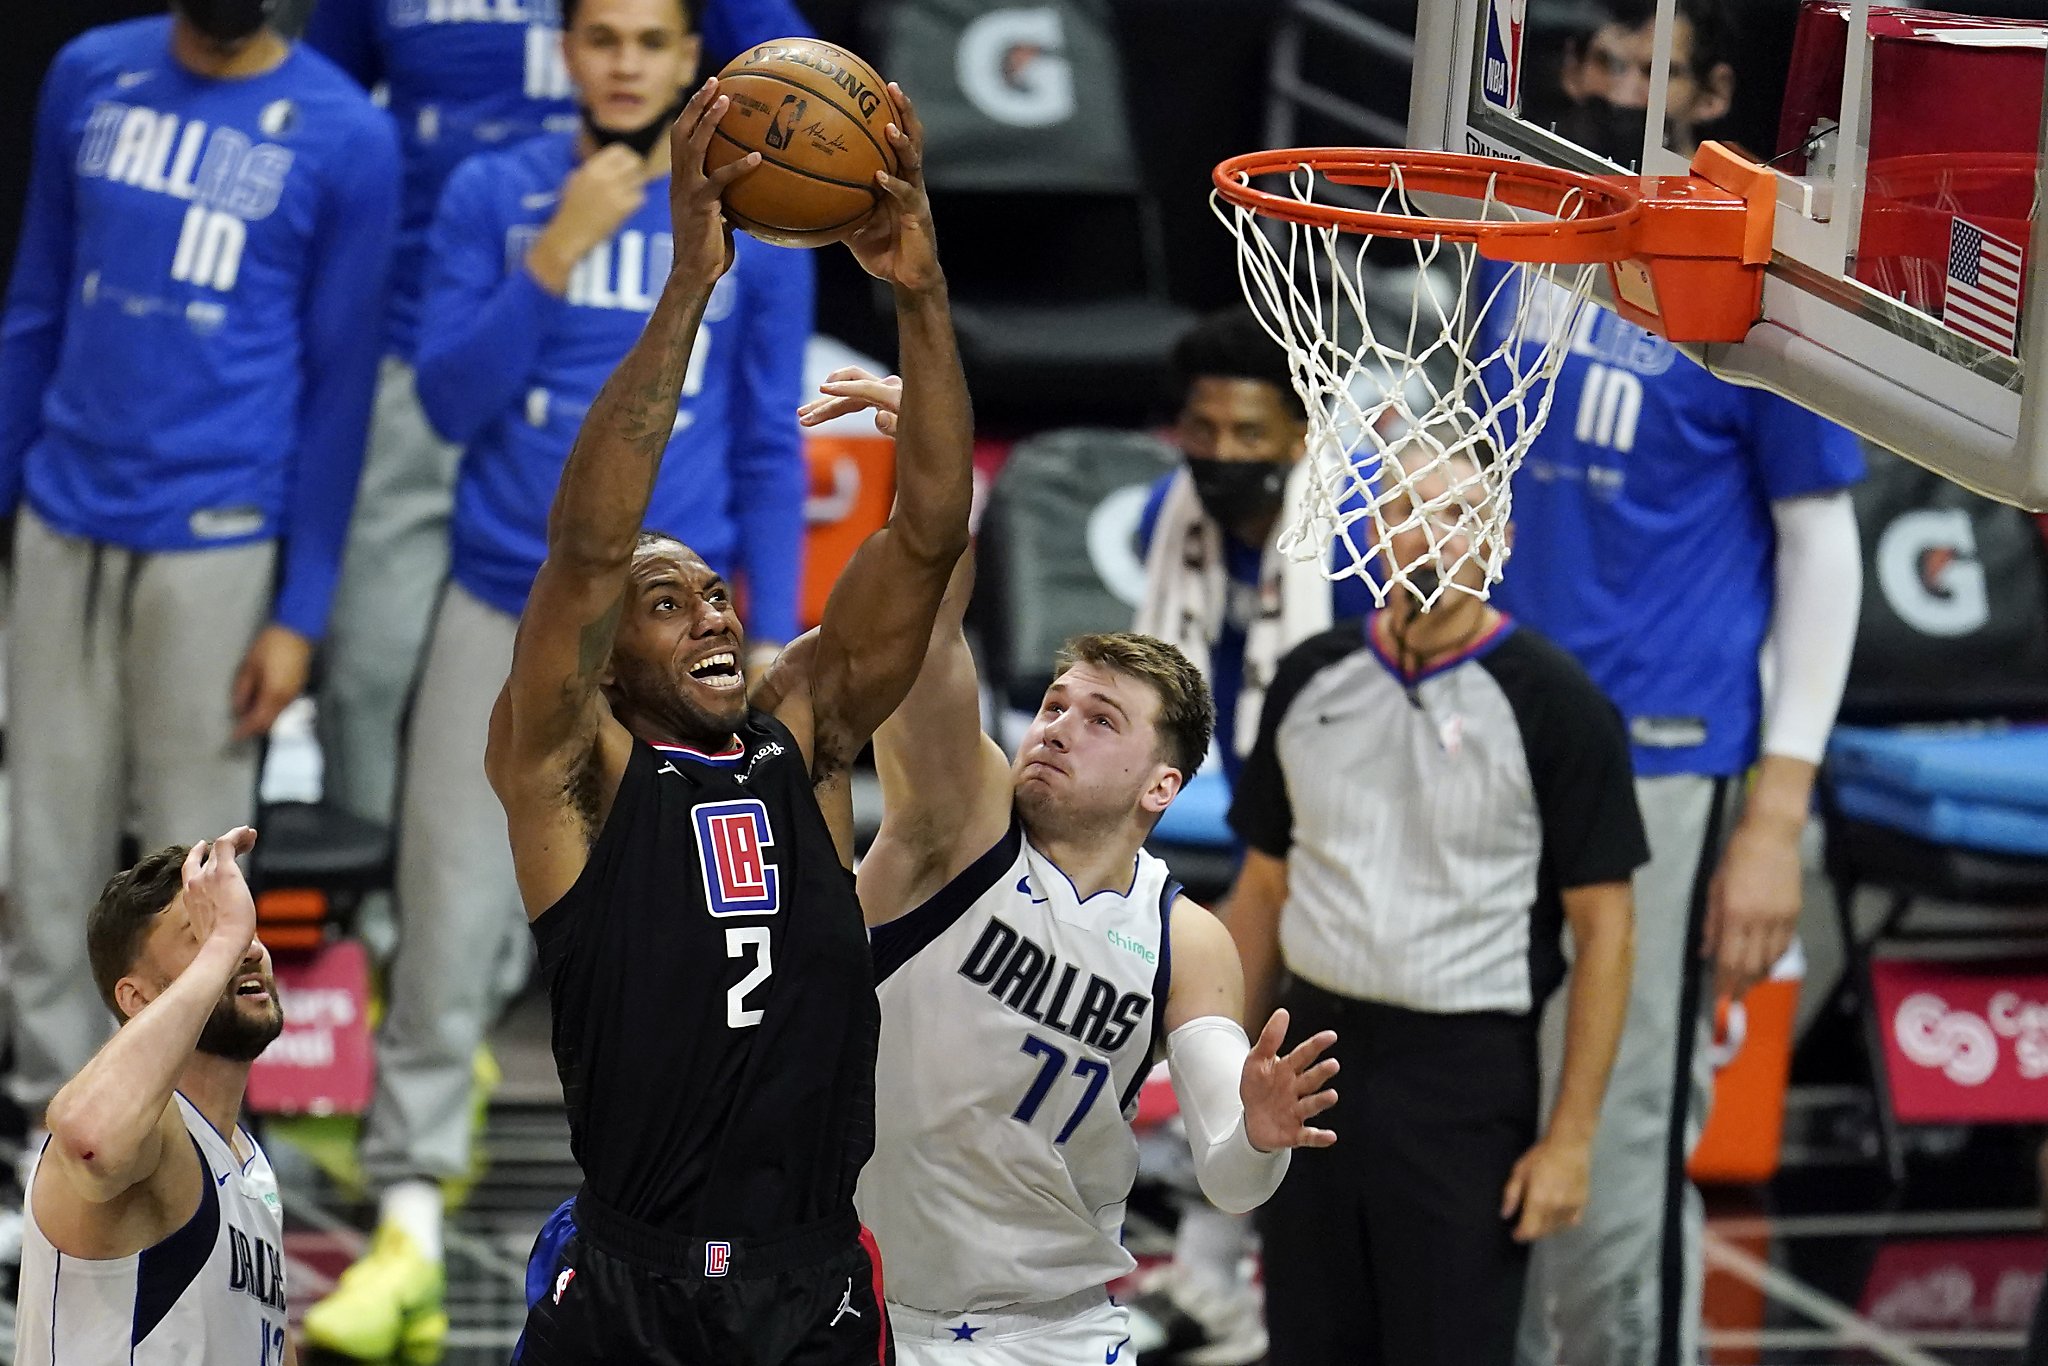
[[1166, 1016, 1290, 1214], [1761, 491, 1862, 765]]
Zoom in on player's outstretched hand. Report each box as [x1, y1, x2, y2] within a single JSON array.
[[846, 84, 940, 295], [182, 828, 260, 961], [1240, 1009, 1339, 1153], [668, 79, 760, 285], [797, 366, 902, 436]]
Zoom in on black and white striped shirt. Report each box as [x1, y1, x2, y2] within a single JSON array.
[[1230, 614, 1647, 1015]]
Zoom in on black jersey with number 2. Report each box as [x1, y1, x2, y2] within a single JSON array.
[[530, 709, 878, 1239]]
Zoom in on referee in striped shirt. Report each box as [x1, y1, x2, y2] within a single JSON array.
[[1226, 442, 1646, 1366]]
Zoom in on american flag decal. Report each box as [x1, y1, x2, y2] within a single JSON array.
[[705, 1241, 732, 1277], [1943, 215, 2025, 356]]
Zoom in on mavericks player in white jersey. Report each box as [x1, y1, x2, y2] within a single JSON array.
[[809, 450, 1338, 1362], [15, 829, 291, 1364]]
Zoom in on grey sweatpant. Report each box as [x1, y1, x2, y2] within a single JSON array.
[[359, 583, 528, 1185], [1518, 774, 1734, 1366], [316, 357, 461, 830], [5, 510, 272, 1110]]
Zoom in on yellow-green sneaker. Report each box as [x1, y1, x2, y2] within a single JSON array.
[[301, 1223, 447, 1362]]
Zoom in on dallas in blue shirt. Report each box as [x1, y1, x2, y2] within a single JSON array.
[[414, 4, 811, 649], [1477, 266, 1865, 776], [303, 0, 810, 360], [0, 10, 400, 647]]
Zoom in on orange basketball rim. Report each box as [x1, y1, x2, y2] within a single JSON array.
[[1212, 141, 1779, 344]]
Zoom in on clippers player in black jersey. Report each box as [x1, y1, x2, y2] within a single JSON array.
[[489, 79, 970, 1366]]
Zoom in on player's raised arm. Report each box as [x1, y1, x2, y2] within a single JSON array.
[[488, 82, 757, 785], [783, 88, 973, 787], [795, 372, 1008, 908], [854, 548, 1015, 923], [43, 832, 259, 1211]]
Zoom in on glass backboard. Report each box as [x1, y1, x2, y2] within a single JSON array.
[[1410, 0, 2048, 510]]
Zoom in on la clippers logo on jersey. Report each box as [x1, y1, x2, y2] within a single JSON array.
[[694, 800, 780, 916], [705, 1241, 732, 1277]]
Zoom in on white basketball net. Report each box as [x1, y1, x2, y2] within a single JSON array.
[[1215, 163, 1604, 609]]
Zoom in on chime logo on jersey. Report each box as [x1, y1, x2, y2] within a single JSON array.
[[693, 799, 780, 917]]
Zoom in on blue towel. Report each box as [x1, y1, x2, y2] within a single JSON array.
[[1834, 780, 2048, 858], [1829, 725, 2048, 813]]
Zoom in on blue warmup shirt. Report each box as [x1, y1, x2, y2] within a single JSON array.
[[0, 19, 400, 641], [304, 0, 812, 358], [1137, 474, 1375, 783], [1476, 268, 1865, 777], [417, 133, 811, 643]]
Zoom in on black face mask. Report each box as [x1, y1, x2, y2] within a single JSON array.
[[1184, 456, 1289, 534], [582, 93, 690, 160], [176, 0, 273, 44], [1554, 95, 1670, 170]]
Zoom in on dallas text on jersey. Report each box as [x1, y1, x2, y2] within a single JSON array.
[[958, 917, 1151, 1053]]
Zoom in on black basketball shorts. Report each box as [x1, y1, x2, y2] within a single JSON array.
[[514, 1192, 892, 1366]]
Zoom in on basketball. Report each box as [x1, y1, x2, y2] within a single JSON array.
[[705, 39, 899, 249]]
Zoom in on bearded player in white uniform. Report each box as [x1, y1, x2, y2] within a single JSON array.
[[15, 828, 291, 1364]]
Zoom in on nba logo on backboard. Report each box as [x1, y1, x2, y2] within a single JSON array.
[[693, 799, 780, 917], [1481, 0, 1525, 115], [705, 1241, 732, 1277]]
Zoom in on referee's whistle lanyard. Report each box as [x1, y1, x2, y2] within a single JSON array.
[[1373, 603, 1503, 723], [1373, 607, 1432, 694], [1374, 612, 1431, 715]]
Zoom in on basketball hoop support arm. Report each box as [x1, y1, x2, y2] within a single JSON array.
[[1586, 142, 1778, 345]]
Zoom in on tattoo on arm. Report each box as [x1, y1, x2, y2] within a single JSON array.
[[543, 276, 712, 568], [612, 307, 703, 458], [578, 595, 624, 679]]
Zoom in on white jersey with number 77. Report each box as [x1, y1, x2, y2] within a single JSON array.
[[858, 814, 1175, 1314]]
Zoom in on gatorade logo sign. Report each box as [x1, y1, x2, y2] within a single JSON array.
[[1084, 483, 1154, 608], [1876, 508, 1989, 637], [957, 8, 1075, 128], [1481, 0, 1525, 116]]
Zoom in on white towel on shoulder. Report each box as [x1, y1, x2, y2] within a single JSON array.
[[1134, 458, 1331, 758]]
